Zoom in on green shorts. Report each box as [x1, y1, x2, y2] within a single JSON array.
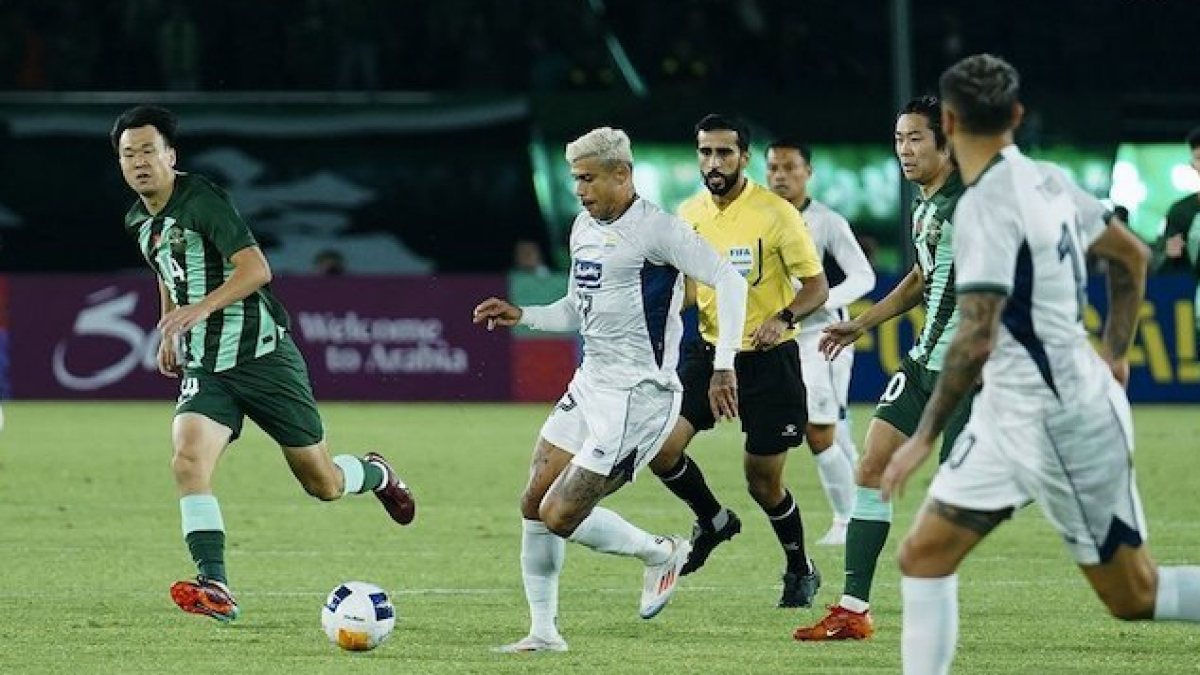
[[873, 357, 976, 462], [176, 334, 324, 447]]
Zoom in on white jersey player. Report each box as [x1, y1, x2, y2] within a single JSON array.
[[767, 141, 876, 545], [474, 127, 747, 653], [527, 196, 742, 394], [882, 54, 1200, 675]]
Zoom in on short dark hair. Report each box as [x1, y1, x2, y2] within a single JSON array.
[[898, 95, 947, 149], [939, 53, 1020, 135], [1186, 126, 1200, 150], [766, 139, 812, 164], [110, 105, 178, 152], [695, 113, 750, 151]]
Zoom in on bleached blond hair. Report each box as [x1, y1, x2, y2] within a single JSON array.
[[565, 126, 633, 166]]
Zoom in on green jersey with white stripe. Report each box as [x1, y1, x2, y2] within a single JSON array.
[[125, 173, 289, 373], [908, 170, 965, 371]]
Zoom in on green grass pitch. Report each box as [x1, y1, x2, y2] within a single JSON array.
[[1, 402, 1197, 674]]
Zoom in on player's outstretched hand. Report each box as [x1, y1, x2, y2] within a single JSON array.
[[708, 368, 738, 421], [473, 297, 522, 331], [819, 320, 864, 360], [880, 435, 934, 502]]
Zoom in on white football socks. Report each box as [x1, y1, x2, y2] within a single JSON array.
[[569, 506, 670, 564], [815, 447, 856, 522], [901, 575, 958, 675], [836, 416, 859, 467], [332, 455, 365, 496], [1154, 565, 1200, 621], [521, 519, 565, 639]]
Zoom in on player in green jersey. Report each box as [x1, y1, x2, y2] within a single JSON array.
[[1161, 126, 1200, 331], [794, 95, 976, 641], [112, 105, 415, 622]]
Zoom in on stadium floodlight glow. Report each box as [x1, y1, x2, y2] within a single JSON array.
[[1171, 163, 1200, 193], [1109, 160, 1149, 216]]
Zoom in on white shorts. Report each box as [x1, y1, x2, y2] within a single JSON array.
[[797, 330, 853, 426], [539, 375, 681, 480], [929, 377, 1147, 565]]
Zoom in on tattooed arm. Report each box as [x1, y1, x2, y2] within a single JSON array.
[[913, 292, 1004, 441], [881, 291, 1005, 500], [1088, 221, 1150, 384]]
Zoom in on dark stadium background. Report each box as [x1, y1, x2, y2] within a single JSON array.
[[0, 0, 1196, 403]]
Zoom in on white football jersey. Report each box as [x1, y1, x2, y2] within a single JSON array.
[[953, 145, 1109, 404], [524, 198, 743, 391], [797, 198, 876, 334]]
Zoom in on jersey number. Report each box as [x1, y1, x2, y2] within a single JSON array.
[[880, 372, 907, 404], [1057, 222, 1086, 322], [156, 218, 187, 282], [158, 254, 186, 282], [177, 376, 199, 407], [578, 293, 594, 325]]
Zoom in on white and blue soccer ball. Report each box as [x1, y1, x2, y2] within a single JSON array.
[[321, 581, 396, 651]]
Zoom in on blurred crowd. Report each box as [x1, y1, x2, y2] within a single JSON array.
[[0, 0, 1195, 95]]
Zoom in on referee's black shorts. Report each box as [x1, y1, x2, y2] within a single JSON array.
[[678, 339, 807, 455]]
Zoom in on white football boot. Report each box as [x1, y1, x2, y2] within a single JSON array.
[[639, 535, 690, 619], [493, 634, 569, 653]]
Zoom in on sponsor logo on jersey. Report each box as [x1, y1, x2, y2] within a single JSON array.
[[575, 260, 603, 289], [728, 246, 754, 277], [782, 424, 799, 437]]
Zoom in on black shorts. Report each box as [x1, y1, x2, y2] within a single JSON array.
[[678, 340, 807, 456]]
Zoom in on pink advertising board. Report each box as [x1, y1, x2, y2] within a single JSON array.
[[9, 275, 512, 401]]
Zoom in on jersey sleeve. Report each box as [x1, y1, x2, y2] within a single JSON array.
[[776, 208, 823, 279], [823, 212, 876, 308], [650, 215, 729, 285], [651, 215, 747, 369], [190, 182, 258, 258], [520, 292, 581, 332], [953, 190, 1022, 296]]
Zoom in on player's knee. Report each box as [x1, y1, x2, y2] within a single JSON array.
[[648, 446, 678, 476], [539, 505, 579, 538], [806, 424, 835, 454], [896, 535, 927, 576], [170, 448, 207, 484], [854, 450, 888, 486], [650, 424, 690, 475], [745, 477, 782, 507]]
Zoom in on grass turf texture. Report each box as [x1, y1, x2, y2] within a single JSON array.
[[1, 402, 1197, 674]]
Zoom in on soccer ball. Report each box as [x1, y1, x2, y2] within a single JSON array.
[[321, 581, 396, 651]]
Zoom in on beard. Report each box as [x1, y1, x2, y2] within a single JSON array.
[[704, 169, 740, 196]]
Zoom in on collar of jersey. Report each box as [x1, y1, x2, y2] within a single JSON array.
[[706, 179, 758, 218]]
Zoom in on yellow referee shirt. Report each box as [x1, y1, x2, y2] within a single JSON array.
[[678, 180, 823, 350]]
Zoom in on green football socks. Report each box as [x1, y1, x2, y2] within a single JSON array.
[[843, 487, 893, 603], [333, 455, 386, 495], [180, 494, 227, 584]]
